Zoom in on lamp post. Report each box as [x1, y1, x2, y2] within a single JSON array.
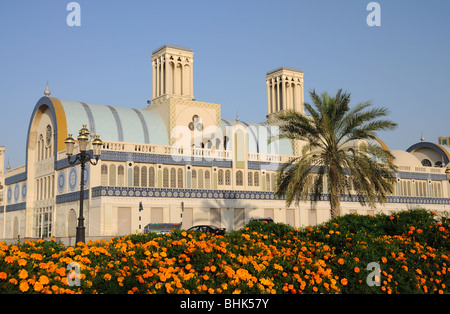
[[446, 167, 450, 183], [65, 125, 103, 244]]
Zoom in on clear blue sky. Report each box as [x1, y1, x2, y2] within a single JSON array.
[[1, 0, 449, 169]]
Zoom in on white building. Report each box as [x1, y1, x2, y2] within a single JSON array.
[[1, 45, 450, 243]]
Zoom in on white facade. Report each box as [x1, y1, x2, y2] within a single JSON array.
[[1, 44, 450, 243]]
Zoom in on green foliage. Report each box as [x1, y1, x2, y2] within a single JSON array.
[[272, 89, 398, 219], [0, 209, 448, 294]]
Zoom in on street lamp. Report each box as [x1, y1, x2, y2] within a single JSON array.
[[65, 125, 103, 244], [446, 167, 450, 183]]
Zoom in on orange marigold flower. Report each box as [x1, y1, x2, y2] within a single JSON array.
[[39, 275, 49, 285], [354, 267, 360, 273], [381, 257, 387, 263], [18, 259, 27, 266], [337, 258, 345, 265], [34, 281, 43, 292], [18, 269, 28, 280], [0, 272, 7, 280], [104, 273, 112, 281], [19, 281, 29, 292], [341, 278, 348, 286]]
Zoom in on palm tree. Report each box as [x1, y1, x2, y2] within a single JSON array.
[[272, 89, 398, 219]]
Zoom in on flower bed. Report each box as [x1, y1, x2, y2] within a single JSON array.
[[0, 209, 449, 294]]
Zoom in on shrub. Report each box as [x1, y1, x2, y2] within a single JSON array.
[[0, 208, 448, 294]]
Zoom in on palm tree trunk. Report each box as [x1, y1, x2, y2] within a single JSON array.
[[329, 164, 341, 219]]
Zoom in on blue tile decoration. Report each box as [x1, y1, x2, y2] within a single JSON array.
[[69, 167, 77, 191], [5, 172, 27, 185], [56, 190, 89, 204], [99, 150, 233, 168], [58, 170, 66, 193], [406, 142, 450, 165], [21, 182, 27, 201], [14, 184, 20, 202], [7, 186, 12, 204], [90, 186, 450, 205], [6, 202, 26, 213]]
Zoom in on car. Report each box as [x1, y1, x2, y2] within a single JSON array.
[[249, 218, 274, 224], [187, 225, 226, 235]]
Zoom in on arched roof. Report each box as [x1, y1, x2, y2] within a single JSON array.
[[28, 97, 169, 156], [390, 150, 422, 167], [406, 141, 450, 166], [221, 119, 294, 156]]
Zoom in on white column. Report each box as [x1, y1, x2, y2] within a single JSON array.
[[281, 75, 286, 111], [155, 58, 160, 98], [161, 55, 165, 96], [152, 60, 156, 100], [276, 77, 280, 112], [266, 79, 271, 116], [271, 78, 275, 114], [190, 58, 194, 98]]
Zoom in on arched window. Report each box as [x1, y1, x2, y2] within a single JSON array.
[[205, 170, 210, 189], [223, 136, 229, 150], [163, 168, 169, 188], [37, 136, 41, 162], [170, 168, 176, 188], [177, 168, 183, 188], [254, 172, 259, 187], [36, 179, 40, 201], [236, 171, 243, 186], [141, 166, 147, 187], [218, 169, 224, 185], [118, 165, 124, 187], [133, 166, 140, 187], [192, 170, 197, 189], [109, 164, 116, 186], [248, 172, 253, 186], [198, 169, 204, 189], [225, 170, 231, 185], [149, 167, 155, 187], [421, 159, 432, 167], [101, 165, 108, 186]]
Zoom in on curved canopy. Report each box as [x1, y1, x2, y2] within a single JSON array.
[[29, 97, 169, 152]]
